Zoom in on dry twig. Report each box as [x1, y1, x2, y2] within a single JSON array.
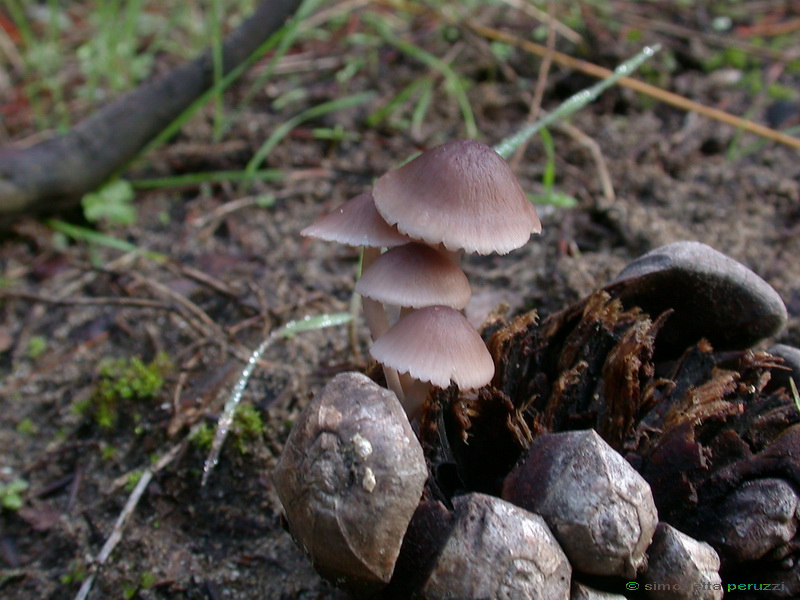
[[467, 20, 800, 151]]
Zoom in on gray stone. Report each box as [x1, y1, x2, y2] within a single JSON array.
[[610, 241, 787, 357], [571, 582, 626, 600], [642, 523, 722, 600], [421, 493, 571, 600], [503, 430, 657, 578], [767, 344, 800, 392], [273, 372, 428, 594], [705, 478, 799, 563]]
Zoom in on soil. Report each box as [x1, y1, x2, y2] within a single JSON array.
[[2, 4, 800, 600]]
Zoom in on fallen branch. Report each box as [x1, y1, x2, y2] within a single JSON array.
[[0, 0, 303, 219]]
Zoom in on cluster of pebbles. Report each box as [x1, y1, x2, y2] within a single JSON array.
[[275, 141, 798, 599]]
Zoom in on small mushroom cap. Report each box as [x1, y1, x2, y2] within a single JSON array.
[[301, 191, 410, 248], [356, 243, 472, 309], [370, 305, 495, 389], [372, 139, 541, 255]]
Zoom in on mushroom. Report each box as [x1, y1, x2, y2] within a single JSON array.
[[356, 243, 474, 403], [370, 305, 495, 416], [300, 190, 409, 251], [372, 139, 541, 258], [301, 191, 411, 339], [356, 243, 471, 311]]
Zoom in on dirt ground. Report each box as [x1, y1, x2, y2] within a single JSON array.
[[2, 3, 800, 599]]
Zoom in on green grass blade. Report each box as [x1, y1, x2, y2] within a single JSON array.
[[278, 312, 353, 338], [367, 78, 429, 127], [366, 15, 477, 138], [142, 4, 312, 158], [411, 78, 434, 135], [494, 44, 661, 159], [221, 0, 324, 136], [47, 219, 166, 261], [244, 92, 375, 177], [131, 169, 284, 190], [539, 126, 556, 192], [210, 0, 225, 141], [202, 310, 352, 486]]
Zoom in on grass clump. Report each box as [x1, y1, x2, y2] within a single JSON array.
[[77, 352, 172, 429]]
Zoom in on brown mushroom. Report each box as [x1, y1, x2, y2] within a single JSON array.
[[300, 191, 409, 250], [301, 191, 411, 341], [372, 139, 541, 256], [356, 243, 471, 311], [370, 305, 495, 415]]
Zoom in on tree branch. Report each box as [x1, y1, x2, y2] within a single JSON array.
[[0, 0, 303, 219]]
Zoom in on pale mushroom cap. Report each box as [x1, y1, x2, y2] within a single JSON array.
[[356, 243, 472, 309], [372, 139, 541, 255], [370, 305, 495, 389], [300, 192, 410, 248]]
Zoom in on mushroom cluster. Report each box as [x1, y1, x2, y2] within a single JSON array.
[[301, 139, 541, 416]]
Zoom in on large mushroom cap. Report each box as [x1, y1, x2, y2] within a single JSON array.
[[370, 305, 495, 389], [372, 139, 541, 255], [301, 191, 410, 248], [356, 243, 471, 309]]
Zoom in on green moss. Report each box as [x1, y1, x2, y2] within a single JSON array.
[[189, 404, 265, 455], [26, 335, 48, 360], [85, 352, 172, 429], [60, 561, 87, 586], [140, 571, 157, 589], [124, 470, 143, 492], [0, 479, 29, 511], [189, 423, 215, 451], [16, 418, 37, 436], [231, 404, 264, 454]]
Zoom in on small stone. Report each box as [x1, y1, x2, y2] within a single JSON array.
[[705, 478, 799, 563], [503, 430, 657, 578], [273, 372, 428, 594], [421, 493, 571, 600], [570, 581, 627, 600], [767, 344, 800, 392], [610, 241, 787, 357], [642, 523, 722, 600]]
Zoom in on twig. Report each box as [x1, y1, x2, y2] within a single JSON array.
[[130, 272, 225, 340], [73, 470, 153, 600], [74, 438, 189, 600], [469, 21, 800, 151], [497, 0, 582, 44], [0, 291, 170, 310], [191, 194, 276, 231], [0, 0, 304, 218], [553, 118, 616, 205], [510, 0, 557, 170]]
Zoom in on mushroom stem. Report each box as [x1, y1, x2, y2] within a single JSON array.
[[360, 247, 390, 337], [361, 246, 381, 274], [403, 377, 432, 421], [361, 246, 404, 401], [441, 247, 464, 267], [361, 295, 390, 340]]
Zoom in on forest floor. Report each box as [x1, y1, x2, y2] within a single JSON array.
[[1, 1, 799, 599]]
